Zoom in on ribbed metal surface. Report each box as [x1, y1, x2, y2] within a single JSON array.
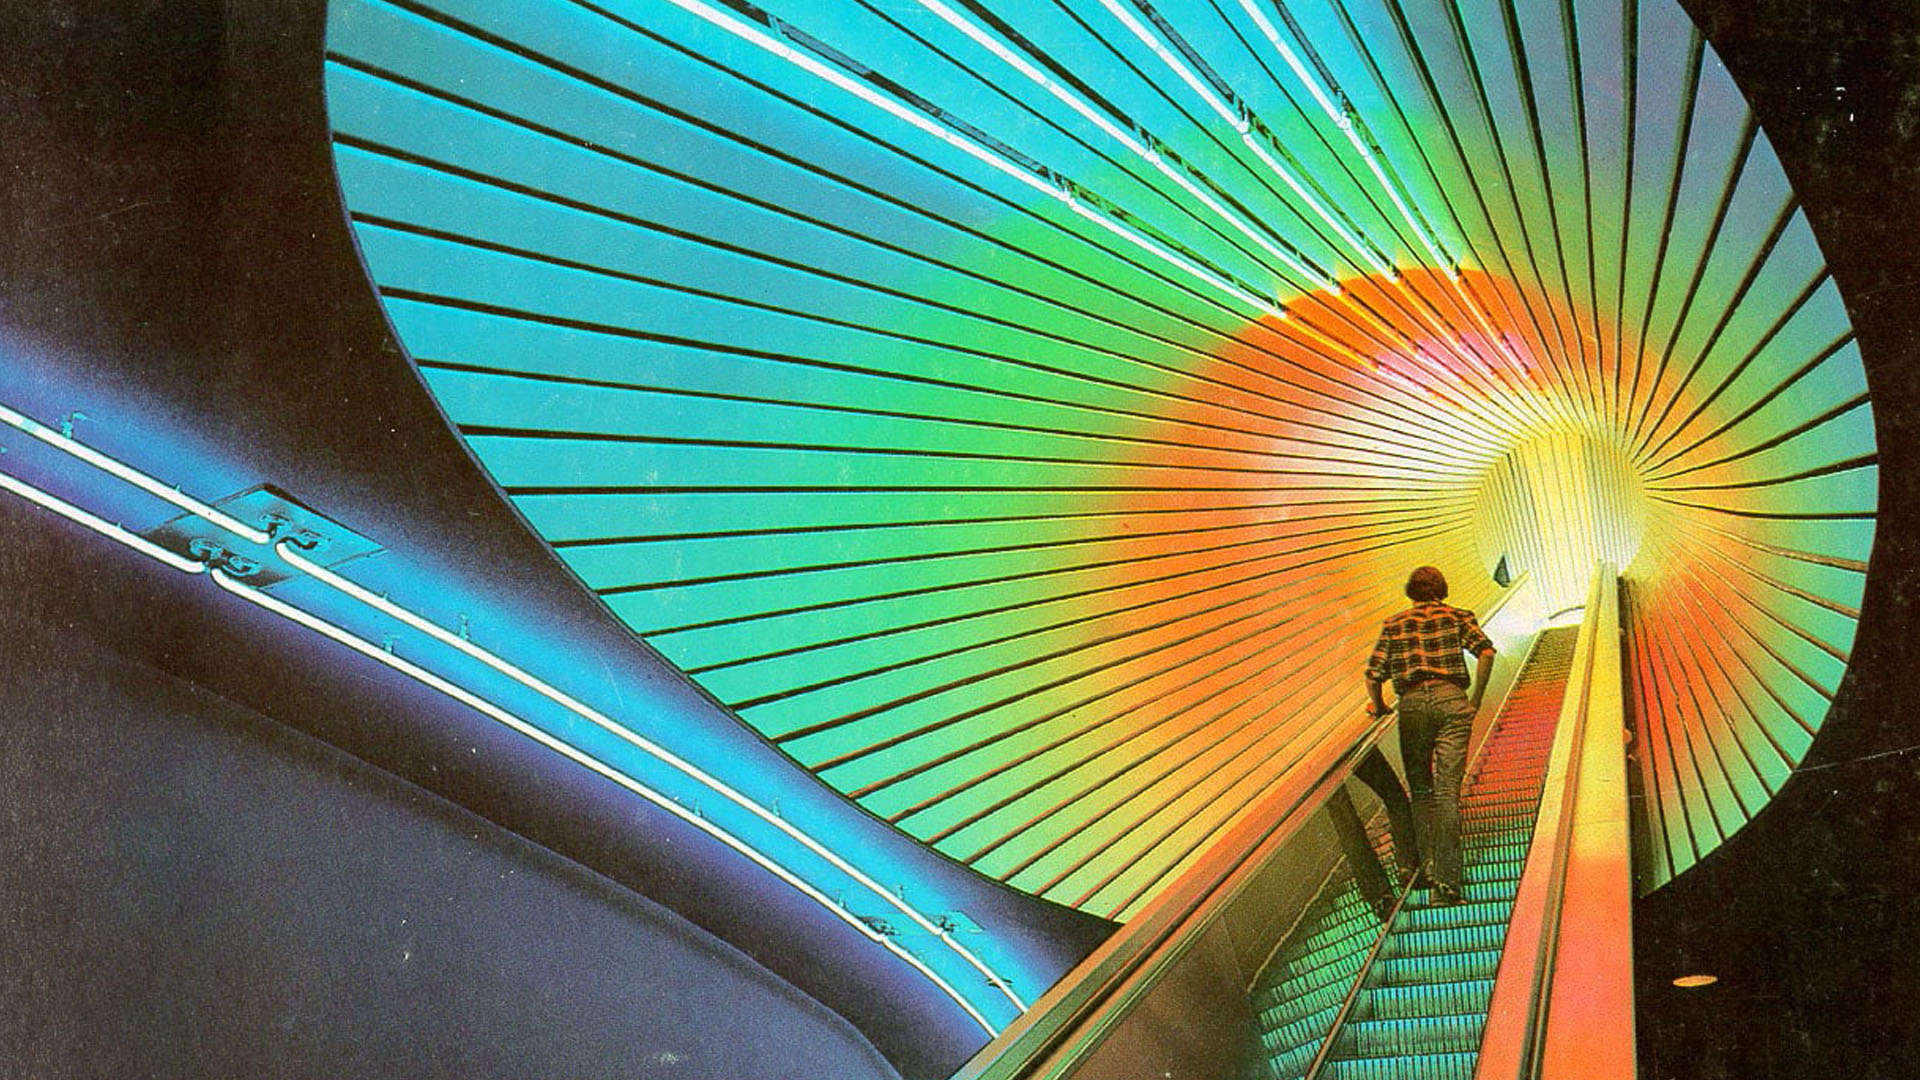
[[1252, 627, 1575, 1079], [322, 0, 1873, 914]]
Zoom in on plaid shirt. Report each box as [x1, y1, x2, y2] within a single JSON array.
[[1366, 602, 1495, 692]]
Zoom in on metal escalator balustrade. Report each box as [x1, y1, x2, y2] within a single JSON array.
[[1254, 627, 1579, 1080], [1252, 864, 1391, 1079], [950, 580, 1542, 1080]]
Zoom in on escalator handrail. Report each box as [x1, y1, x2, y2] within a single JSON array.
[[953, 573, 1535, 1080], [951, 709, 1394, 1080], [1475, 564, 1634, 1080]]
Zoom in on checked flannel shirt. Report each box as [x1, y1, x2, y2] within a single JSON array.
[[1366, 602, 1496, 693]]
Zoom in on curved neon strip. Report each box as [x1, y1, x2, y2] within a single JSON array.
[[1238, 131, 1390, 280], [0, 403, 271, 545], [275, 538, 1029, 1013], [1075, 0, 1391, 282], [1091, 0, 1244, 133], [914, 0, 1330, 289], [1230, 0, 1454, 273], [205, 567, 1002, 1035], [0, 466, 209, 575], [655, 0, 1280, 317]]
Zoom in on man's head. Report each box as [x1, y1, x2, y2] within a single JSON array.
[[1405, 565, 1448, 602]]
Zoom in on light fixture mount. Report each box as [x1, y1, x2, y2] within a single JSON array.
[[141, 484, 383, 587]]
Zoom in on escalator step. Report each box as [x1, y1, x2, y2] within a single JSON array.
[[1465, 790, 1542, 803], [1463, 858, 1526, 884], [1470, 816, 1538, 832], [1397, 899, 1512, 933], [1282, 902, 1377, 946], [1471, 776, 1546, 793], [1475, 760, 1553, 777], [1463, 793, 1544, 810], [1266, 1040, 1320, 1080], [1258, 960, 1361, 1009], [1463, 810, 1539, 827], [1462, 805, 1541, 823], [1474, 775, 1545, 791], [1355, 979, 1497, 1021], [1379, 922, 1506, 959], [1255, 958, 1366, 1018], [1283, 919, 1383, 963], [1260, 1001, 1342, 1053], [1470, 804, 1538, 820], [1432, 880, 1517, 905], [1332, 1012, 1486, 1057], [1465, 840, 1532, 865], [1466, 829, 1533, 847], [1396, 900, 1509, 932], [1320, 1049, 1480, 1080], [1463, 783, 1545, 800], [1280, 931, 1380, 978], [1477, 753, 1550, 764], [1370, 948, 1502, 986], [1466, 828, 1534, 846], [1463, 813, 1540, 831]]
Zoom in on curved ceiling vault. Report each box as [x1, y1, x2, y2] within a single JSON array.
[[322, 0, 1874, 916]]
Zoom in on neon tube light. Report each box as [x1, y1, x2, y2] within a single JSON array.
[[917, 0, 1149, 155], [1231, 0, 1457, 275], [1147, 148, 1330, 289], [1064, 196, 1281, 316], [0, 466, 209, 575], [1091, 0, 1246, 133], [276, 539, 1028, 1013], [1075, 0, 1387, 284], [1239, 131, 1386, 281], [913, 0, 1327, 294], [656, 0, 1276, 317], [205, 567, 1001, 1035], [0, 402, 271, 544]]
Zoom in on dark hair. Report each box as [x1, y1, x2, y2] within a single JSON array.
[[1405, 565, 1448, 602]]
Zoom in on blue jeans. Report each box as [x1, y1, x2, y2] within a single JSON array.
[[1397, 682, 1474, 891]]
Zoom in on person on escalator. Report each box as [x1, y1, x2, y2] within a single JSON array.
[[1362, 566, 1496, 907]]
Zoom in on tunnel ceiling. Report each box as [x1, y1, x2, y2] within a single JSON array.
[[323, 0, 1874, 917]]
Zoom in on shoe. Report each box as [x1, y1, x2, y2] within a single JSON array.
[[1433, 884, 1464, 906]]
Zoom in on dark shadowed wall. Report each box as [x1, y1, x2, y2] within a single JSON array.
[[0, 601, 899, 1080]]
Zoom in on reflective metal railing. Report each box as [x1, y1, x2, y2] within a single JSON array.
[[1475, 565, 1636, 1080]]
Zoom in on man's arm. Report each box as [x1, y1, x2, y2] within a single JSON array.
[[1460, 610, 1496, 711], [1365, 629, 1393, 716], [1468, 648, 1495, 711], [1366, 673, 1392, 716]]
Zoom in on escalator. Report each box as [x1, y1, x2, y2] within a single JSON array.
[[956, 569, 1632, 1080], [1253, 627, 1580, 1080]]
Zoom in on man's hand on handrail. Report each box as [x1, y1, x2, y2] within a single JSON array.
[[1364, 673, 1394, 719]]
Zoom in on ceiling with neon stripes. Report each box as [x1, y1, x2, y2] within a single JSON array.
[[322, 0, 1875, 914]]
